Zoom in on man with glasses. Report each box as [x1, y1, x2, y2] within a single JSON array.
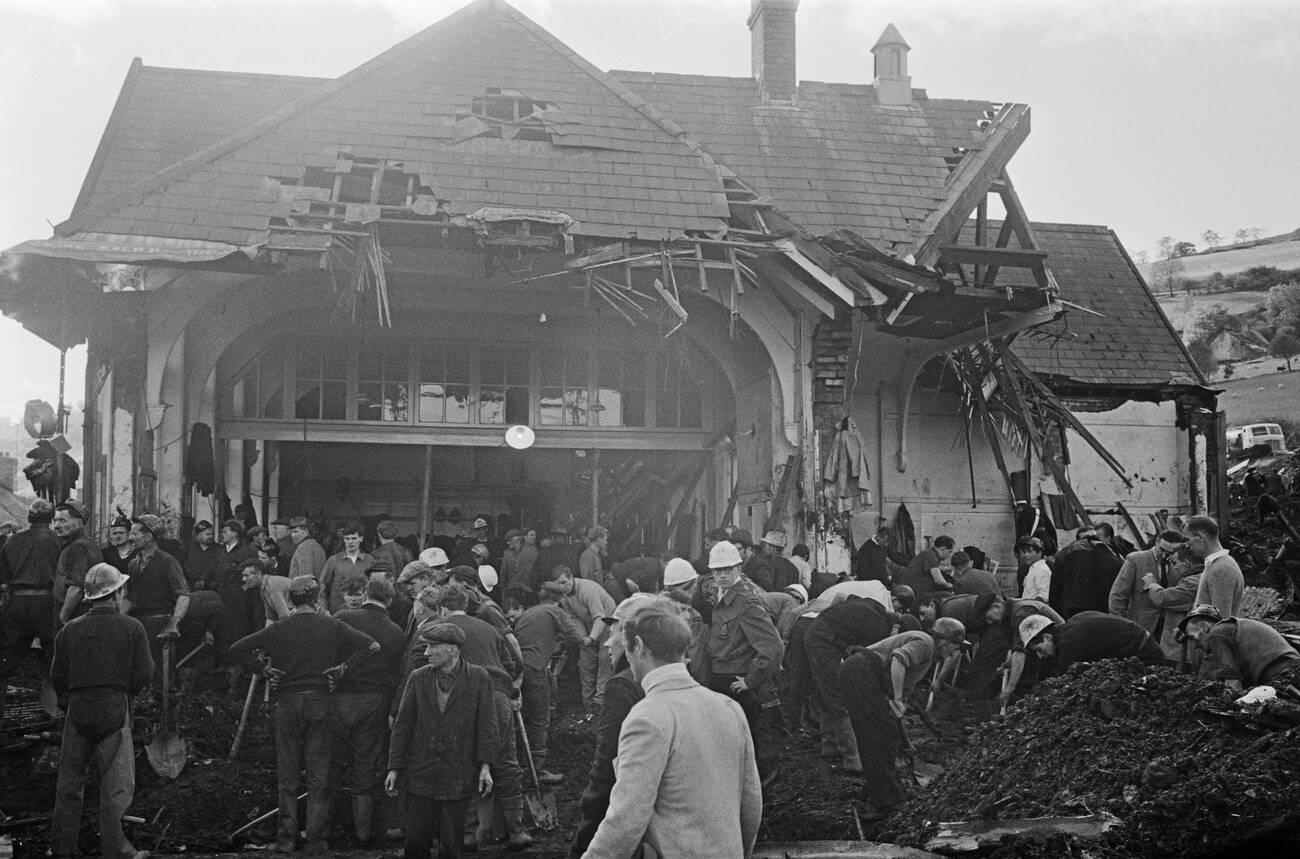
[[1108, 530, 1190, 645]]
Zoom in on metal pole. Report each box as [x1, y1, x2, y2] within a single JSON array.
[[591, 448, 600, 528], [418, 445, 433, 549]]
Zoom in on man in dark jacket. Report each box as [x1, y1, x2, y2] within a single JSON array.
[[1050, 529, 1123, 618], [333, 576, 407, 845], [432, 581, 530, 851], [386, 622, 497, 859], [1020, 610, 1163, 677], [798, 597, 893, 771], [0, 499, 62, 719], [183, 520, 220, 590], [229, 575, 378, 854], [511, 580, 585, 783], [49, 563, 154, 859]]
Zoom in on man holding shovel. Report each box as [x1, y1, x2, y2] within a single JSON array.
[[49, 563, 154, 859]]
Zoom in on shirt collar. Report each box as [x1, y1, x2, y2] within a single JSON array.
[[640, 661, 691, 693], [1204, 548, 1230, 565]]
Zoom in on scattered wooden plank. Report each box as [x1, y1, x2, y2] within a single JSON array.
[[755, 843, 942, 859], [924, 813, 1121, 853]]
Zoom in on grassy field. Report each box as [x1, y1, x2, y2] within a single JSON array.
[[1217, 369, 1300, 426], [1138, 238, 1300, 282]]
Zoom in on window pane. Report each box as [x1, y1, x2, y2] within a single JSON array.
[[240, 378, 256, 419], [563, 388, 589, 426], [594, 388, 622, 427], [358, 382, 385, 421], [419, 383, 446, 423], [446, 384, 470, 423], [261, 381, 284, 418], [322, 382, 347, 420], [377, 169, 407, 206], [505, 387, 530, 425], [538, 389, 564, 426], [295, 382, 321, 419], [622, 388, 645, 427], [480, 387, 505, 424]]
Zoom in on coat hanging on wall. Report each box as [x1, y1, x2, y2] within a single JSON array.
[[186, 423, 216, 496], [823, 416, 872, 508]]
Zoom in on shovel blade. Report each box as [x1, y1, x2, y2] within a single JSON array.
[[146, 731, 188, 780], [39, 678, 62, 718], [523, 790, 558, 830]]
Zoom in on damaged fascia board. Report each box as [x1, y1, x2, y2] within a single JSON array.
[[773, 238, 878, 308]]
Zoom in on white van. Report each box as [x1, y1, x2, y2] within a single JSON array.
[[1226, 423, 1287, 453]]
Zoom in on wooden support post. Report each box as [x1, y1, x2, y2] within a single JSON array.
[[418, 445, 433, 549], [265, 441, 280, 524]]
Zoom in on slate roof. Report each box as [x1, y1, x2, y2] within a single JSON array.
[[58, 0, 730, 245], [611, 71, 993, 250], [73, 63, 324, 214], [1006, 223, 1204, 387]]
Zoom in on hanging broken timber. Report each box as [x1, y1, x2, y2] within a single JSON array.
[[652, 278, 688, 336]]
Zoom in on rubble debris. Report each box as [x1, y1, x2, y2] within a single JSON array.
[[924, 812, 1120, 853], [881, 659, 1300, 857]]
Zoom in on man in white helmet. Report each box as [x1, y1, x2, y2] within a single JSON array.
[[50, 563, 154, 859], [700, 540, 784, 783], [658, 558, 706, 649], [1019, 610, 1163, 677]]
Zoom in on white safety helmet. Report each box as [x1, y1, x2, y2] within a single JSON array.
[[663, 558, 699, 587], [708, 540, 744, 570], [419, 547, 449, 568], [477, 564, 499, 591], [1019, 614, 1055, 647]]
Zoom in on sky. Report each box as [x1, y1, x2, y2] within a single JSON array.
[[1, 0, 1298, 420]]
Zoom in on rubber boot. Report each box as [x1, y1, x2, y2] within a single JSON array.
[[502, 795, 534, 851], [465, 796, 498, 852], [833, 716, 863, 773], [303, 798, 331, 855], [351, 794, 374, 845]]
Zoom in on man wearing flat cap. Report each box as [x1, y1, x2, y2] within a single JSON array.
[[125, 514, 191, 674], [387, 621, 498, 859]]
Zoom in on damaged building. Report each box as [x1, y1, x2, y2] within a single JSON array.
[[0, 0, 1221, 568]]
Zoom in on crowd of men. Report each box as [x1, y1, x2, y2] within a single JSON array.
[[1, 499, 1293, 859]]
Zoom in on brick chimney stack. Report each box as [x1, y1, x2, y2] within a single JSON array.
[[872, 23, 912, 106], [749, 0, 799, 103]]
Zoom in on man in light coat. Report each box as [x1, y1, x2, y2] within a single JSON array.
[[582, 597, 761, 859], [1108, 530, 1189, 638]]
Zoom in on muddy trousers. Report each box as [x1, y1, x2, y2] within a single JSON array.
[[781, 616, 816, 729], [50, 689, 138, 859], [274, 689, 333, 851], [520, 665, 552, 769], [404, 795, 468, 859], [840, 652, 904, 808], [708, 674, 779, 781], [330, 690, 389, 840], [578, 641, 612, 708]]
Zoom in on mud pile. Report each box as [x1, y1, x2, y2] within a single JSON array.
[[881, 660, 1300, 857]]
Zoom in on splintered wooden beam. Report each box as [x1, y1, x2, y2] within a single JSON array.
[[907, 104, 1031, 267], [925, 813, 1121, 853]]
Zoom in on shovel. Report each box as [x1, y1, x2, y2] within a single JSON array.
[[514, 709, 557, 830], [229, 672, 261, 760], [146, 639, 188, 779], [39, 678, 61, 718]]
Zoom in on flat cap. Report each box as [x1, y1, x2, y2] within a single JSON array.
[[417, 622, 467, 648]]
